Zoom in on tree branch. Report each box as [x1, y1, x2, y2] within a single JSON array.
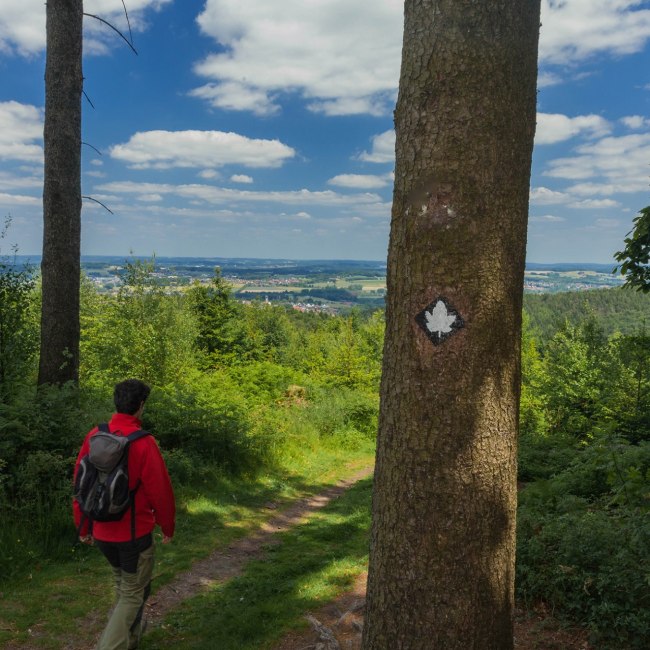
[[82, 196, 114, 214], [83, 13, 138, 55], [121, 0, 134, 48], [82, 142, 102, 156], [82, 89, 95, 109]]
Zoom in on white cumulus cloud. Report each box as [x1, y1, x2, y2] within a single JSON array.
[[198, 169, 220, 180], [7, 1, 650, 121], [328, 173, 392, 189], [537, 71, 563, 88], [109, 130, 296, 169], [97, 180, 383, 208], [231, 174, 254, 184], [539, 0, 650, 65], [189, 1, 650, 117], [545, 132, 650, 194], [193, 0, 402, 117], [620, 115, 650, 130], [358, 130, 395, 164], [569, 198, 620, 209], [535, 113, 611, 145], [0, 171, 42, 191], [189, 82, 280, 117], [530, 214, 567, 223], [0, 101, 43, 162], [530, 187, 572, 205], [0, 0, 171, 55], [0, 191, 40, 206]]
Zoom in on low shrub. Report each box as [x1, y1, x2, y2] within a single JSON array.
[[0, 450, 75, 583], [517, 436, 650, 648], [517, 501, 650, 649], [161, 448, 206, 485], [146, 374, 256, 474], [302, 387, 378, 440], [518, 430, 577, 482]]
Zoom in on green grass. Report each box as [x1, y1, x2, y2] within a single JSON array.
[[143, 476, 373, 649], [0, 442, 374, 649]]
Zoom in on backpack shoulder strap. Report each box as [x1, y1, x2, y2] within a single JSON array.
[[126, 429, 151, 443], [97, 422, 110, 433], [124, 429, 152, 542]]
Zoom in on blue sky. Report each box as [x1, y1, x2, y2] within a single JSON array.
[[1, 0, 650, 262]]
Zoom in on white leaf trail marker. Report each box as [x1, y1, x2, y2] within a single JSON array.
[[415, 297, 464, 346]]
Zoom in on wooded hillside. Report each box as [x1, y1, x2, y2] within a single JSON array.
[[0, 261, 648, 648]]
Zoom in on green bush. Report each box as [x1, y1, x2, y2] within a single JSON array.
[[300, 387, 378, 440], [80, 260, 197, 389], [518, 430, 577, 482], [246, 404, 319, 468], [0, 238, 38, 399], [228, 361, 303, 405], [517, 502, 650, 649], [517, 435, 650, 648], [0, 450, 75, 583], [0, 383, 104, 477], [161, 448, 205, 485], [145, 374, 256, 474]]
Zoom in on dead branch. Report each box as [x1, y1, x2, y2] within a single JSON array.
[[82, 142, 102, 156], [306, 615, 341, 650], [82, 89, 95, 109], [120, 0, 134, 46], [83, 13, 138, 55], [82, 196, 114, 214]]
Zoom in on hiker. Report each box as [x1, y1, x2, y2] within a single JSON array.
[[73, 379, 175, 650]]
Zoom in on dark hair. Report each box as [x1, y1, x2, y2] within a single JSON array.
[[113, 379, 151, 415]]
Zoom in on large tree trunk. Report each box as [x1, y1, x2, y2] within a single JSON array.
[[39, 0, 83, 385], [362, 1, 540, 648]]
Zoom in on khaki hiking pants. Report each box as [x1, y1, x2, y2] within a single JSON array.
[[94, 534, 155, 650]]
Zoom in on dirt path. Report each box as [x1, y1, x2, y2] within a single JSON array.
[[144, 465, 374, 628]]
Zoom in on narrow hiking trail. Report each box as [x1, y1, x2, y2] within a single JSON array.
[[8, 465, 372, 650], [143, 465, 374, 629]]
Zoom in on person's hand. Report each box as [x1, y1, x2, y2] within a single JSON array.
[[162, 535, 173, 544], [79, 535, 93, 545]]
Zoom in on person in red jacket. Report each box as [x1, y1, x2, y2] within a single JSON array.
[[73, 379, 175, 650]]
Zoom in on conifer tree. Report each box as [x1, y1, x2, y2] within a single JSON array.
[[362, 1, 541, 647], [39, 0, 83, 385]]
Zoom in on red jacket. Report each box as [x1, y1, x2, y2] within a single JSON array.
[[73, 412, 175, 542]]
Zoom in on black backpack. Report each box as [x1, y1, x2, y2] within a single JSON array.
[[74, 423, 151, 539]]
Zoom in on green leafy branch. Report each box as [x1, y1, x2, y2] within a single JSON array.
[[614, 205, 650, 293]]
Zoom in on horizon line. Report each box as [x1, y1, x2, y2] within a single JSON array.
[[8, 253, 617, 267]]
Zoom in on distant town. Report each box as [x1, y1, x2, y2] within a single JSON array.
[[11, 256, 625, 313]]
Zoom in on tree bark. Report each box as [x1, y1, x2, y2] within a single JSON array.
[[39, 0, 83, 385], [362, 2, 540, 649]]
